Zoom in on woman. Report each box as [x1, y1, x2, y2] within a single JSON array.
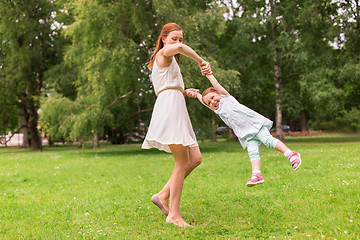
[[142, 23, 211, 227]]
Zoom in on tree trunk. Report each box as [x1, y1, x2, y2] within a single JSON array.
[[300, 110, 309, 132], [27, 102, 40, 150], [78, 137, 82, 148], [211, 116, 217, 142], [48, 135, 54, 147], [273, 47, 284, 141], [272, 0, 284, 141], [93, 133, 100, 148], [274, 77, 284, 141], [21, 108, 29, 148]]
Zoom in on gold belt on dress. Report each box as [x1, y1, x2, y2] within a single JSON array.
[[157, 86, 184, 96]]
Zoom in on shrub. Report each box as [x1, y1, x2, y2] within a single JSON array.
[[336, 107, 360, 132]]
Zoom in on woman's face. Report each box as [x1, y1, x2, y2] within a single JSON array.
[[162, 30, 183, 46]]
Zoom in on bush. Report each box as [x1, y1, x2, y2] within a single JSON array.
[[336, 107, 360, 132], [310, 120, 337, 131]]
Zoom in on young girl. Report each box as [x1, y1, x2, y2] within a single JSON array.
[[142, 23, 211, 227], [186, 74, 302, 187]]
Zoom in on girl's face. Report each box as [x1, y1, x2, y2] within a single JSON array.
[[203, 92, 221, 110], [162, 30, 183, 46]]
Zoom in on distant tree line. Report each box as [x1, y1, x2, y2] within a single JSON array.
[[1, 0, 359, 149]]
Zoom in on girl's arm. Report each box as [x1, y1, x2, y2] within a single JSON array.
[[206, 75, 229, 95], [160, 43, 212, 75], [196, 92, 213, 110], [184, 89, 213, 110]]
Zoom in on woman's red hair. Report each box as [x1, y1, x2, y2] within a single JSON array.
[[146, 23, 183, 69]]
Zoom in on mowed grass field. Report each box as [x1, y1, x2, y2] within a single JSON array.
[[0, 134, 359, 239]]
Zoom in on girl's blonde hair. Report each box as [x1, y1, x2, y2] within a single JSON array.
[[146, 23, 183, 69], [202, 87, 219, 105]]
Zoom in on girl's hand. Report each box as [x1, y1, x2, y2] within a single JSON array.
[[199, 60, 212, 76], [184, 88, 199, 98]]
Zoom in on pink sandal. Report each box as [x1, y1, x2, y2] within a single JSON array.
[[246, 173, 265, 187], [288, 151, 302, 170]]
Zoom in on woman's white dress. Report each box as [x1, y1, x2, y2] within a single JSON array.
[[141, 56, 198, 153]]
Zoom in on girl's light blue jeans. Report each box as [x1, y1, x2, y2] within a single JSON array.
[[247, 126, 279, 161]]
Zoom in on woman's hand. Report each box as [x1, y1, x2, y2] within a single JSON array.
[[199, 60, 212, 76], [184, 88, 199, 98]]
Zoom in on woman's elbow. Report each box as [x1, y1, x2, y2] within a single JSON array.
[[163, 43, 184, 56]]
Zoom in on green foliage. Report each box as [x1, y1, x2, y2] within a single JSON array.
[[338, 60, 360, 108], [40, 0, 156, 145], [40, 94, 79, 142], [299, 68, 344, 119], [0, 0, 64, 148], [336, 107, 360, 132], [310, 120, 337, 131], [3, 0, 360, 144], [0, 79, 18, 135], [217, 0, 352, 131]]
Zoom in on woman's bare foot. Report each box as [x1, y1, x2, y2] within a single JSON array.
[[166, 215, 193, 227], [150, 194, 169, 216]]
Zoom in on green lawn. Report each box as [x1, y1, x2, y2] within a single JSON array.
[[0, 134, 359, 239]]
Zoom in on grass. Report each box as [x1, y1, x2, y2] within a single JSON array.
[[0, 134, 359, 239]]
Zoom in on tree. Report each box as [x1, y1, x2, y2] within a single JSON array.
[[0, 0, 61, 149], [0, 37, 18, 143], [218, 0, 348, 137], [41, 0, 156, 147]]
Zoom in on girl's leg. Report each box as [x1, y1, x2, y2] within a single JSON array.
[[247, 139, 261, 172], [256, 127, 302, 170], [154, 146, 202, 214], [165, 144, 192, 227], [246, 139, 265, 186]]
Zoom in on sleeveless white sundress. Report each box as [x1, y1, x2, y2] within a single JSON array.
[[141, 56, 198, 153]]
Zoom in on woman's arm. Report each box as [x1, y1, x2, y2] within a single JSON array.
[[185, 89, 213, 110], [160, 43, 212, 75], [206, 75, 228, 95]]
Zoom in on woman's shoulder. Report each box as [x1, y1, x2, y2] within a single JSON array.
[[155, 51, 174, 69]]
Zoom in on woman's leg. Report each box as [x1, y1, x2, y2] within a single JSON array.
[[154, 146, 202, 214], [165, 144, 192, 226]]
